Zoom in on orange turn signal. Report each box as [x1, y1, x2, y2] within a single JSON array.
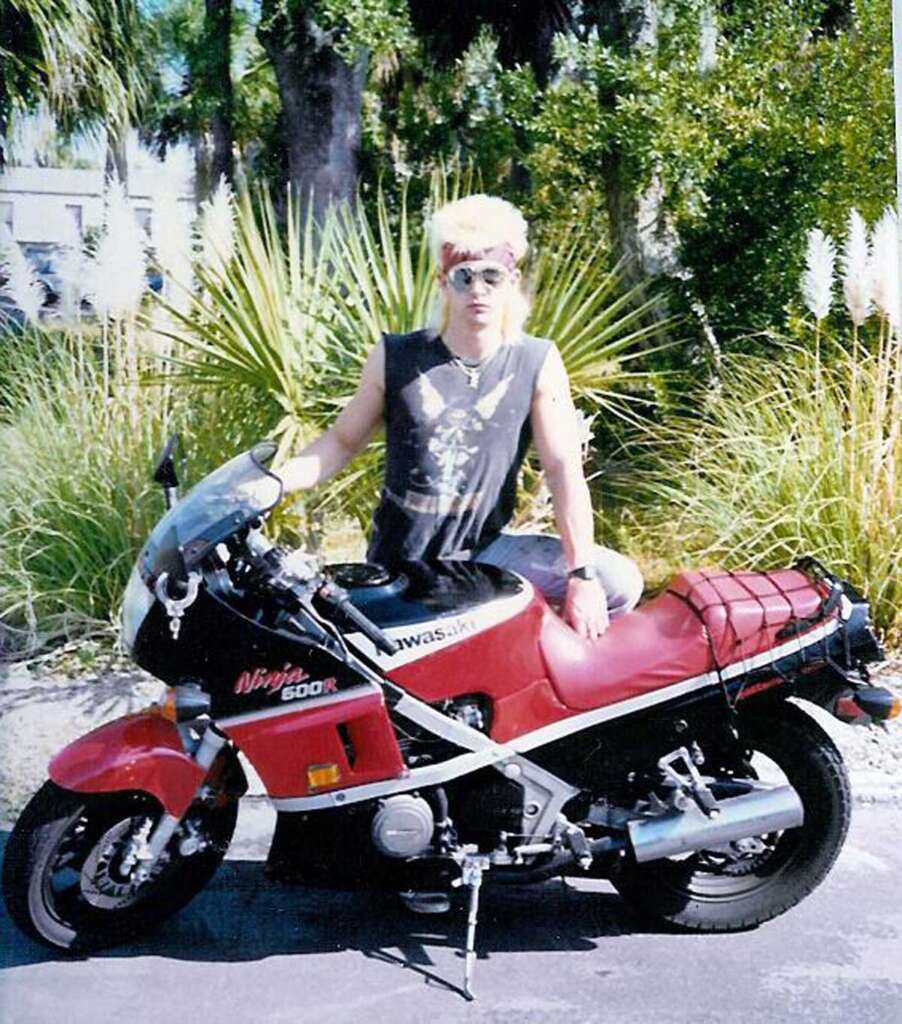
[[307, 763, 341, 790], [157, 688, 178, 723]]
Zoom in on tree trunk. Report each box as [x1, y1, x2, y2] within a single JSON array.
[[193, 129, 214, 207], [587, 1, 660, 286], [203, 0, 234, 189], [105, 125, 129, 187], [258, 4, 366, 225]]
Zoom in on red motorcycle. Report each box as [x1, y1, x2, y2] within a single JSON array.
[[4, 440, 897, 997]]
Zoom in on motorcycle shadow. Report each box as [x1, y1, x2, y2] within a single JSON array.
[[1, 832, 662, 986]]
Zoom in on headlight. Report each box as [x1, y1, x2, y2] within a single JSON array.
[[121, 565, 154, 651]]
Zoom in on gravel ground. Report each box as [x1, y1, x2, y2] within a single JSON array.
[[1, 652, 900, 829]]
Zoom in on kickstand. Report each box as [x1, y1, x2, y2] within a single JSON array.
[[454, 850, 490, 1000]]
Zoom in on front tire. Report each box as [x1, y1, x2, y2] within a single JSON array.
[[612, 703, 851, 932], [3, 781, 237, 951]]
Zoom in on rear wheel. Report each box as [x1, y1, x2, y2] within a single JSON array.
[[611, 703, 851, 931], [2, 781, 237, 951]]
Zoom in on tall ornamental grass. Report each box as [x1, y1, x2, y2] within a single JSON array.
[[635, 335, 901, 641], [0, 335, 275, 656], [632, 207, 902, 642], [0, 338, 170, 654]]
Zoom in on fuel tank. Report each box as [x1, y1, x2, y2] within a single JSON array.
[[335, 561, 574, 742]]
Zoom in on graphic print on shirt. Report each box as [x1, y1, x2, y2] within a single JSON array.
[[405, 371, 514, 514]]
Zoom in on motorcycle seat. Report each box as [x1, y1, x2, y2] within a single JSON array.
[[539, 568, 827, 712]]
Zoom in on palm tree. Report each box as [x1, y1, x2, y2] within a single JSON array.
[[0, 1, 147, 169]]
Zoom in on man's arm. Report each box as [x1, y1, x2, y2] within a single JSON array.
[[530, 346, 609, 639], [280, 341, 385, 493]]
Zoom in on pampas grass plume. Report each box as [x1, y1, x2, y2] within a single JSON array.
[[869, 207, 900, 331], [801, 227, 835, 321], [841, 209, 872, 327], [153, 189, 194, 313], [87, 176, 148, 321], [0, 224, 44, 322], [199, 175, 235, 279]]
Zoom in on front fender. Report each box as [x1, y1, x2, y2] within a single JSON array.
[[48, 712, 205, 817]]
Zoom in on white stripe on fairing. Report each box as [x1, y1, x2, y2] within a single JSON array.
[[217, 683, 383, 729], [344, 579, 535, 669], [264, 615, 841, 811], [510, 616, 842, 753]]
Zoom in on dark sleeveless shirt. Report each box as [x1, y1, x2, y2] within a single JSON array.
[[367, 330, 552, 565]]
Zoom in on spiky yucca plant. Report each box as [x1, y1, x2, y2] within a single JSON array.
[[155, 173, 671, 532], [527, 225, 676, 419]]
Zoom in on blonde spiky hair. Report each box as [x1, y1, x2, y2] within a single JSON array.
[[427, 195, 532, 343], [428, 194, 529, 267]]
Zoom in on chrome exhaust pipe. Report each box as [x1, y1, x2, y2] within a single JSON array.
[[628, 784, 804, 864]]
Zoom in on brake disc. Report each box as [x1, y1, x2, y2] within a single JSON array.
[[80, 816, 166, 910]]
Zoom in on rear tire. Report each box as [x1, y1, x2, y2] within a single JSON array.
[[612, 703, 851, 932], [3, 781, 237, 951]]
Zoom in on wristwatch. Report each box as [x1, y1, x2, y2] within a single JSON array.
[[568, 565, 599, 581]]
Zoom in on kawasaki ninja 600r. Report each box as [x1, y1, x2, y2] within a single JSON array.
[[4, 440, 897, 998]]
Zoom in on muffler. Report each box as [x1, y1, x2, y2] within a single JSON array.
[[628, 784, 804, 863]]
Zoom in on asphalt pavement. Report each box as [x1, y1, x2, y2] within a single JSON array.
[[2, 802, 900, 1024]]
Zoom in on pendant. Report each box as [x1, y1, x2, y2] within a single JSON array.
[[453, 357, 482, 389]]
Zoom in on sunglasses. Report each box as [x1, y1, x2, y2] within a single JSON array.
[[447, 264, 509, 292]]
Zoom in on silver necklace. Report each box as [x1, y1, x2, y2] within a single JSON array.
[[452, 356, 488, 389]]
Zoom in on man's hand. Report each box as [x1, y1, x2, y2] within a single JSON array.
[[564, 576, 610, 640]]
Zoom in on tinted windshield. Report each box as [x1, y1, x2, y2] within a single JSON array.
[[140, 442, 282, 579]]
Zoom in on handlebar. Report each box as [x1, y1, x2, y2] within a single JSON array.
[[316, 581, 399, 657], [242, 531, 398, 657]]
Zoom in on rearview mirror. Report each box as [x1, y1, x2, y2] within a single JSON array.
[[153, 434, 180, 508]]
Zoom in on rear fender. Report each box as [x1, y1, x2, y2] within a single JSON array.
[[48, 711, 207, 817]]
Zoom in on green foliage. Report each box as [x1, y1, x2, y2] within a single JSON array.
[[0, 337, 168, 652], [361, 28, 541, 210], [157, 187, 332, 458], [144, 0, 279, 176], [528, 229, 676, 417], [312, 0, 415, 65], [539, 0, 895, 341], [632, 327, 902, 641]]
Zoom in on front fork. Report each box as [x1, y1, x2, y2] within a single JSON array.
[[133, 726, 230, 881]]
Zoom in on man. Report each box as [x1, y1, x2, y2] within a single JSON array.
[[280, 194, 642, 638]]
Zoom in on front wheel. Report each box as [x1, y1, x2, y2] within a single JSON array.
[[612, 702, 851, 932], [2, 781, 237, 951]]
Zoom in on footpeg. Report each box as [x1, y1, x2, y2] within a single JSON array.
[[562, 822, 593, 870], [658, 747, 719, 817]]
